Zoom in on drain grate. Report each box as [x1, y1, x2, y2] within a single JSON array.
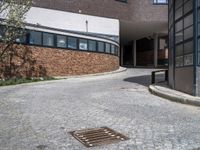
[[69, 127, 129, 148]]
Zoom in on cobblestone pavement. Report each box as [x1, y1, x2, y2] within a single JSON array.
[[1, 69, 200, 150]]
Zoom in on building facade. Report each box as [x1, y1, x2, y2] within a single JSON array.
[[168, 0, 200, 96], [0, 0, 168, 78], [33, 0, 168, 67]]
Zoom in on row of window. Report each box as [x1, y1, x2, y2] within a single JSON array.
[[0, 27, 119, 56], [174, 0, 194, 67]]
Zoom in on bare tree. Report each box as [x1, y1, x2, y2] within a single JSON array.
[[0, 0, 32, 78]]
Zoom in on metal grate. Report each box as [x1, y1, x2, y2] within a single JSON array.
[[69, 127, 129, 148]]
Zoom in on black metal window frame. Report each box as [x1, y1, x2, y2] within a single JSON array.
[[0, 25, 119, 56], [174, 0, 194, 68]]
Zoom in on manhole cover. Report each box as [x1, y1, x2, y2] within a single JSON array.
[[69, 127, 129, 148]]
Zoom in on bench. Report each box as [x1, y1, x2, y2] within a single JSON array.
[[151, 69, 168, 84]]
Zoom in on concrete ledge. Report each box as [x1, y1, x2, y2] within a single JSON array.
[[55, 67, 127, 79], [149, 84, 200, 107]]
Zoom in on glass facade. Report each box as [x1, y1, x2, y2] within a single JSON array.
[[173, 0, 194, 67], [168, 0, 200, 95]]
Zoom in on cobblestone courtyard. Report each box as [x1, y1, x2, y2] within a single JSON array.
[[1, 69, 200, 150]]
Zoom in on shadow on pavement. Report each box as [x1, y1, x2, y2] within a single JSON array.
[[124, 74, 165, 87], [123, 75, 151, 87]]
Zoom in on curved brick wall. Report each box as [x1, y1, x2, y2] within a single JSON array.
[[32, 46, 119, 76]]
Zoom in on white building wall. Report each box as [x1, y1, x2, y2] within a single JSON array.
[[25, 7, 120, 36]]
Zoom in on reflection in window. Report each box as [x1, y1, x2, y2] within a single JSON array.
[[176, 56, 183, 67], [175, 7, 183, 20], [105, 43, 111, 53], [111, 45, 115, 54], [97, 42, 104, 52], [57, 35, 67, 48], [176, 44, 183, 56], [175, 20, 183, 32], [68, 37, 77, 49], [174, 0, 194, 67], [175, 32, 183, 43], [16, 34, 27, 44], [0, 26, 4, 40], [184, 26, 193, 40], [79, 39, 88, 50], [29, 31, 42, 45], [184, 54, 193, 66], [184, 14, 193, 28], [88, 40, 96, 51], [184, 41, 193, 54], [184, 0, 192, 14], [43, 33, 54, 47], [115, 46, 119, 55]]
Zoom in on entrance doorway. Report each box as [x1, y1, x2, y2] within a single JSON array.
[[123, 44, 134, 67]]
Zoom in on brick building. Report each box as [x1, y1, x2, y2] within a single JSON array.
[[0, 0, 168, 77]]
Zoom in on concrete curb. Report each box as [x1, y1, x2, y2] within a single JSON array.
[[149, 85, 200, 107], [54, 67, 127, 79]]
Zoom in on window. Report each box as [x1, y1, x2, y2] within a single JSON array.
[[79, 39, 88, 50], [68, 37, 77, 49], [43, 33, 54, 47], [88, 40, 97, 51], [111, 45, 115, 54], [115, 46, 119, 55], [153, 0, 168, 4], [57, 35, 67, 48], [16, 33, 27, 44], [105, 43, 111, 53], [97, 42, 104, 52], [29, 31, 42, 45], [115, 0, 127, 3], [174, 0, 194, 67], [184, 0, 192, 14], [0, 25, 4, 40]]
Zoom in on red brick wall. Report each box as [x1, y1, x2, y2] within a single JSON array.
[[0, 45, 119, 78]]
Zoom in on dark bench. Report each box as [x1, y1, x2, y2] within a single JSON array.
[[151, 69, 168, 84]]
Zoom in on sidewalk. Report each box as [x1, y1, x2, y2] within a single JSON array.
[[149, 83, 200, 107], [55, 67, 127, 79]]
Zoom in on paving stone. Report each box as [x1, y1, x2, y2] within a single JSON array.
[[0, 69, 200, 150]]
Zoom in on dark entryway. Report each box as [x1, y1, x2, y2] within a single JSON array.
[[123, 44, 133, 66], [136, 38, 154, 66]]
